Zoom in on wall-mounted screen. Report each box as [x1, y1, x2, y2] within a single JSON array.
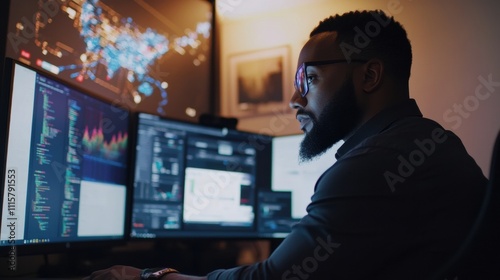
[[0, 59, 131, 254], [5, 0, 213, 121], [131, 113, 272, 238]]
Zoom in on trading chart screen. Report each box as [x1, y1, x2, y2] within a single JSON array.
[[0, 60, 130, 247], [5, 0, 213, 121], [131, 113, 270, 238]]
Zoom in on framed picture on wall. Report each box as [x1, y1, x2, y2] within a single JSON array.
[[228, 46, 292, 118]]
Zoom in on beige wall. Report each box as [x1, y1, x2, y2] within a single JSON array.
[[217, 0, 500, 176]]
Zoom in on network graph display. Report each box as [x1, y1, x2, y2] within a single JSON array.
[[6, 0, 213, 120], [0, 61, 129, 247]]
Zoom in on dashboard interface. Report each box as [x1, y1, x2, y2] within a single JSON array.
[[131, 113, 269, 238]]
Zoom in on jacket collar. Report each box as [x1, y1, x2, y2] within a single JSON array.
[[336, 99, 423, 159]]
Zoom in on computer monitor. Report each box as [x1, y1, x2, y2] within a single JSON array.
[[5, 0, 214, 121], [0, 59, 132, 255], [131, 113, 272, 239], [257, 133, 342, 237]]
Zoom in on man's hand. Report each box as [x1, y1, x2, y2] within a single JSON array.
[[83, 265, 142, 280]]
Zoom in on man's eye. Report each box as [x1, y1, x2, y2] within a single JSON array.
[[306, 75, 316, 84]]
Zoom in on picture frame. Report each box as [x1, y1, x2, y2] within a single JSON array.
[[228, 46, 292, 118]]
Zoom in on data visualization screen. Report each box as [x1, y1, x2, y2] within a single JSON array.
[[131, 113, 270, 238], [6, 0, 213, 121], [0, 60, 130, 248]]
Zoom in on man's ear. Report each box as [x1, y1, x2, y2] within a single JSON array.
[[361, 59, 383, 93]]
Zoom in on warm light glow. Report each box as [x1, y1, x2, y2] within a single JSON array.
[[134, 94, 142, 104], [80, 53, 88, 62], [66, 7, 77, 19], [185, 107, 196, 117]]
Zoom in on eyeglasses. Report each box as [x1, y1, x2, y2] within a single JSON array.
[[294, 59, 368, 97]]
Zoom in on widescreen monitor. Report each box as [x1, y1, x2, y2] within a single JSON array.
[[0, 59, 131, 255], [5, 0, 214, 121], [131, 113, 272, 239], [259, 134, 342, 236]]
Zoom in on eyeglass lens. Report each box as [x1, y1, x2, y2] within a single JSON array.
[[295, 64, 306, 97]]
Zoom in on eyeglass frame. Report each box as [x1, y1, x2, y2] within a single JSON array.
[[294, 59, 368, 97]]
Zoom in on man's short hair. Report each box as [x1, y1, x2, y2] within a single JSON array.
[[310, 10, 412, 82]]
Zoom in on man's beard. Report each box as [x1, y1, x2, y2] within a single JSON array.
[[299, 75, 360, 162]]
